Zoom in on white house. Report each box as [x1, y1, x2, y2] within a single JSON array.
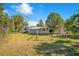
[[23, 26, 50, 34]]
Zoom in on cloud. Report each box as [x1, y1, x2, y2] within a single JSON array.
[[3, 10, 8, 13], [14, 3, 33, 15], [3, 10, 9, 15], [28, 20, 38, 26]]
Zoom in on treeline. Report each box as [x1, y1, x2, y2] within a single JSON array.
[[65, 14, 79, 34], [0, 4, 79, 39], [0, 4, 28, 39], [37, 13, 79, 34]]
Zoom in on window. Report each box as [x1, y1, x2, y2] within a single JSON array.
[[42, 28, 45, 31], [24, 28, 27, 30]]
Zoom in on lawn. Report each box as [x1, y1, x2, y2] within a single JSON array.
[[0, 33, 79, 56]]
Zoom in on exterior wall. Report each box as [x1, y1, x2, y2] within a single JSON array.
[[27, 29, 39, 34], [39, 28, 49, 34], [27, 28, 50, 34]]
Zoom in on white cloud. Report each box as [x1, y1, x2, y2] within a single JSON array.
[[28, 20, 38, 26], [3, 10, 8, 13], [15, 3, 33, 15]]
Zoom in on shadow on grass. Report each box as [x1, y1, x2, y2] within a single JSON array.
[[34, 40, 79, 56], [58, 35, 79, 39]]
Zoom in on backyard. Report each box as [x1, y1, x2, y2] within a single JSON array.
[[0, 33, 79, 56]]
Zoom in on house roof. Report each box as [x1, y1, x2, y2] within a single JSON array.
[[27, 26, 48, 29]]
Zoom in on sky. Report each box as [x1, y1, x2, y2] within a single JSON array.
[[3, 3, 79, 26]]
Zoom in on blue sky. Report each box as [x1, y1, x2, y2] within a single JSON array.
[[3, 3, 79, 26]]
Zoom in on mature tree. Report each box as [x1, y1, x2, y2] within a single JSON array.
[[7, 18, 14, 32], [11, 14, 25, 32], [46, 12, 64, 31], [37, 19, 44, 27], [64, 13, 79, 34], [0, 4, 9, 38]]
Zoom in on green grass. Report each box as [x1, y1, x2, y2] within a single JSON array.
[[0, 33, 79, 56]]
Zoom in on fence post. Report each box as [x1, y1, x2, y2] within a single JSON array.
[[36, 30, 38, 41]]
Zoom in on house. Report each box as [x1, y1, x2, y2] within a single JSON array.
[[23, 26, 50, 34], [54, 27, 65, 35]]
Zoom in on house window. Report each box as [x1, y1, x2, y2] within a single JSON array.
[[42, 28, 45, 31], [24, 28, 27, 30]]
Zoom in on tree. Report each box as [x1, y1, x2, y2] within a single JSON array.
[[24, 21, 28, 27], [7, 18, 14, 32], [37, 19, 44, 27], [64, 13, 79, 34], [11, 14, 25, 32], [46, 12, 64, 31], [0, 4, 9, 39], [71, 24, 79, 34]]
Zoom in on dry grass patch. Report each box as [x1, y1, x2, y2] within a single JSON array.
[[0, 33, 52, 56]]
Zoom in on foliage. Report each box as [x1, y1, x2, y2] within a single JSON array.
[[11, 14, 25, 32], [64, 13, 79, 34], [0, 4, 9, 39], [46, 12, 64, 31], [37, 19, 44, 27], [0, 4, 29, 39]]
